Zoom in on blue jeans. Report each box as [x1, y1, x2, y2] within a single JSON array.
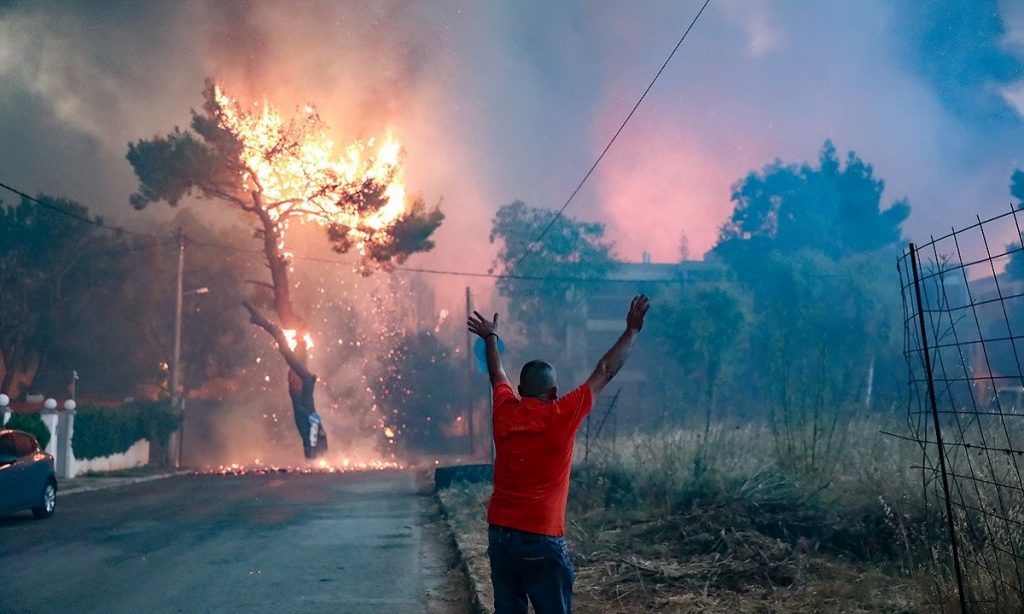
[[487, 525, 575, 614]]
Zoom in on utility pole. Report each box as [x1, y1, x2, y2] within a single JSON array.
[[170, 228, 185, 468], [465, 287, 475, 455], [171, 228, 185, 413]]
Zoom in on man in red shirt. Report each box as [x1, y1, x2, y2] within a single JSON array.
[[467, 295, 650, 614]]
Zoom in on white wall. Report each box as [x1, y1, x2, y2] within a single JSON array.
[[54, 411, 151, 478], [68, 438, 150, 477]]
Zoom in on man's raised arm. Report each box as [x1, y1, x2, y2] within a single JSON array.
[[586, 295, 650, 396], [467, 310, 511, 388]]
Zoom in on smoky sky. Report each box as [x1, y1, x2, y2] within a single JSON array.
[[1, 0, 1022, 289]]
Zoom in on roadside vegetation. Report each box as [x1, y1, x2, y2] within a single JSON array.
[[435, 146, 1024, 612], [443, 418, 944, 613]]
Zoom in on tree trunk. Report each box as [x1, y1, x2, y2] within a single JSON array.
[[244, 197, 329, 460]]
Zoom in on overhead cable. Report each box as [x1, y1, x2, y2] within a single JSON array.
[[0, 180, 164, 240], [512, 0, 712, 270], [0, 179, 689, 284]]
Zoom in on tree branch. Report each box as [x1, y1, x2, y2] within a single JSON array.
[[245, 279, 275, 291], [241, 300, 316, 383]]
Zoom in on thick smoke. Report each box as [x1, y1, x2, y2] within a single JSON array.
[[1, 2, 1023, 463], [3, 0, 1021, 262]]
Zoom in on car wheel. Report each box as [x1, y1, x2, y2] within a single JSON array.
[[32, 480, 56, 519]]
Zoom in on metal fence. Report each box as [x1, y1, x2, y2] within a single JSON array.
[[898, 206, 1024, 612]]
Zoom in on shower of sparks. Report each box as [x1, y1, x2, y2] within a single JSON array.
[[195, 459, 404, 476]]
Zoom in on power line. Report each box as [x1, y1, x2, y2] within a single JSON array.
[[513, 0, 712, 271], [187, 237, 689, 284], [0, 180, 166, 240], [394, 265, 687, 284], [1, 177, 688, 284], [0, 3, 713, 284]]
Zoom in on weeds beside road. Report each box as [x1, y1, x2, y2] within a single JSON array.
[[440, 420, 947, 613]]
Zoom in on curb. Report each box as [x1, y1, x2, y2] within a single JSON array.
[[436, 490, 493, 614], [61, 471, 189, 496]]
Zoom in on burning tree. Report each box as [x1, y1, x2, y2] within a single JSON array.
[[126, 80, 443, 458]]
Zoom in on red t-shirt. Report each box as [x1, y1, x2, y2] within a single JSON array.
[[486, 382, 593, 536]]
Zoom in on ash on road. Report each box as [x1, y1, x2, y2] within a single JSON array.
[[1, 471, 468, 613]]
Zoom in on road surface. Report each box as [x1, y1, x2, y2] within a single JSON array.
[[1, 470, 468, 613]]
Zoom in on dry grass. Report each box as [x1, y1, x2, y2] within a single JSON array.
[[438, 418, 1024, 612]]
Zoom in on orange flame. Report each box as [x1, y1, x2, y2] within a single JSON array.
[[212, 84, 409, 253], [282, 329, 314, 352]]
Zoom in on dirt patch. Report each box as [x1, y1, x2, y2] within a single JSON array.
[[421, 490, 475, 613], [439, 483, 928, 613]]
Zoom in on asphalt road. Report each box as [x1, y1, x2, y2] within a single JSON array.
[[1, 471, 468, 613]]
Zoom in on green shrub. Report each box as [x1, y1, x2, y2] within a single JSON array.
[[72, 400, 178, 460], [5, 413, 51, 450], [128, 399, 179, 444]]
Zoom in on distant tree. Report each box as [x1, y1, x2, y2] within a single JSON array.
[[0, 195, 257, 402], [489, 201, 615, 362], [678, 232, 691, 262], [650, 282, 746, 459], [710, 142, 908, 480], [1005, 170, 1024, 280], [714, 140, 909, 269], [372, 331, 465, 454], [126, 80, 443, 458], [990, 169, 1024, 381], [106, 210, 258, 400], [0, 195, 125, 397]]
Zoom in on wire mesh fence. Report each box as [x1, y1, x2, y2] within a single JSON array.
[[898, 206, 1024, 612]]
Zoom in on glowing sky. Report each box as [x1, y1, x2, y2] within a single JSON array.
[[0, 0, 1021, 273]]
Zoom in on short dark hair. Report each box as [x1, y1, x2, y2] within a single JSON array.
[[519, 360, 556, 398]]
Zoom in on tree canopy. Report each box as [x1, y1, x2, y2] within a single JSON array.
[[489, 200, 615, 358], [0, 196, 253, 401], [641, 142, 911, 477], [995, 169, 1024, 281], [126, 80, 442, 272], [714, 140, 909, 266]]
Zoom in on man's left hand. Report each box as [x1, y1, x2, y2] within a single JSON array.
[[626, 295, 650, 332]]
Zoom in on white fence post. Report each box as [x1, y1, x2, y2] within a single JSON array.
[[39, 400, 59, 459], [0, 393, 9, 426], [55, 401, 77, 479]]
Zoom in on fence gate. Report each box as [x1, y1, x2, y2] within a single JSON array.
[[898, 207, 1024, 612]]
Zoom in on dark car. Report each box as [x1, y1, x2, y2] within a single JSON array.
[[0, 429, 57, 519]]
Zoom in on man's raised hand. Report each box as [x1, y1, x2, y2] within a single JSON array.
[[626, 294, 650, 332], [468, 310, 500, 339]]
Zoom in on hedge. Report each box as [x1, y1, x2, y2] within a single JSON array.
[[72, 400, 179, 461], [5, 413, 51, 450]]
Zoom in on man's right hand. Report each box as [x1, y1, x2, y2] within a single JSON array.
[[467, 310, 500, 339], [626, 295, 650, 332], [468, 310, 510, 387]]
